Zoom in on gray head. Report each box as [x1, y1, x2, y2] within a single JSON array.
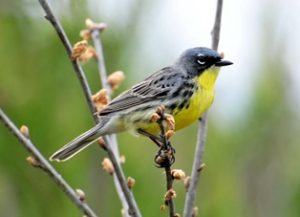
[[175, 47, 233, 76]]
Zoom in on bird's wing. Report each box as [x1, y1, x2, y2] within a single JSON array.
[[99, 67, 183, 116]]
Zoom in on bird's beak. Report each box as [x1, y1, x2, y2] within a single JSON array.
[[215, 59, 233, 67]]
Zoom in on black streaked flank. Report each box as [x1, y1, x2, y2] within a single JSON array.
[[177, 96, 189, 109], [168, 103, 178, 111]]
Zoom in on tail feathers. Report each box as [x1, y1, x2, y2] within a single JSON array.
[[50, 124, 104, 162]]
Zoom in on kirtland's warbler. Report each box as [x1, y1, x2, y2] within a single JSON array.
[[51, 47, 233, 162]]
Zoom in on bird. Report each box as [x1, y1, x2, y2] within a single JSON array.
[[50, 47, 233, 162]]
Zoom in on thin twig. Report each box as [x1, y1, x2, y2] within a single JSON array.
[[90, 28, 141, 217], [182, 113, 208, 217], [165, 166, 175, 217], [38, 0, 98, 122], [183, 0, 224, 216], [0, 108, 98, 217], [211, 0, 223, 51], [104, 138, 141, 217], [154, 109, 176, 217], [91, 30, 111, 94]]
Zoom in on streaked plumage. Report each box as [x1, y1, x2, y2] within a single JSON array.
[[50, 47, 233, 161]]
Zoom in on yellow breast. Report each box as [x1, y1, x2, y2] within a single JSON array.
[[134, 67, 220, 134], [173, 67, 220, 130]]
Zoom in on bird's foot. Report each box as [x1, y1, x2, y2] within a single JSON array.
[[154, 141, 176, 168]]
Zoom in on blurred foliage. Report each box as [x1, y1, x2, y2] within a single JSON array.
[[1, 1, 300, 217]]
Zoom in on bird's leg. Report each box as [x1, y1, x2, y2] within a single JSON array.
[[137, 128, 163, 147], [154, 108, 176, 167], [137, 128, 175, 166], [154, 139, 176, 168]]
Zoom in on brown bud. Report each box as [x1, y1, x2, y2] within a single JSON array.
[[160, 204, 167, 212], [156, 105, 165, 115], [101, 158, 114, 175], [150, 112, 160, 123], [26, 156, 40, 167], [120, 209, 126, 217], [85, 18, 94, 29], [165, 130, 175, 139], [75, 189, 86, 201], [120, 155, 126, 164], [192, 206, 198, 217], [80, 29, 91, 40], [78, 46, 96, 63], [165, 114, 175, 130], [92, 89, 109, 112], [97, 137, 107, 150], [20, 125, 30, 138], [197, 163, 206, 172], [71, 40, 88, 60], [154, 155, 165, 166], [171, 169, 186, 180], [85, 18, 107, 31], [71, 40, 96, 63], [107, 71, 125, 91], [184, 176, 191, 190], [127, 177, 135, 189], [164, 189, 176, 201]]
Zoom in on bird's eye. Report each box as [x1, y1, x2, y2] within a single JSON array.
[[197, 54, 206, 65], [197, 59, 205, 65]]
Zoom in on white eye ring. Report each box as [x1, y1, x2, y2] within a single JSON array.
[[197, 59, 205, 65]]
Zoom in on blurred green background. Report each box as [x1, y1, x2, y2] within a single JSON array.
[[1, 0, 300, 217]]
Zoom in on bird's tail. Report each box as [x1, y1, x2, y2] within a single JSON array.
[[50, 123, 105, 162]]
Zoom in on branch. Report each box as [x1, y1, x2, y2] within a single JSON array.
[[37, 0, 141, 215], [211, 0, 223, 50], [0, 108, 98, 217], [183, 0, 224, 216], [165, 166, 176, 217], [38, 0, 98, 122], [90, 26, 141, 217], [91, 29, 111, 94], [153, 107, 176, 217], [104, 139, 141, 217]]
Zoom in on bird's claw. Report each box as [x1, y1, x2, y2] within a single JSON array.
[[154, 142, 176, 168]]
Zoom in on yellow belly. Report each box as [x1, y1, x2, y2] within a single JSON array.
[[173, 86, 214, 130], [139, 67, 220, 134]]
